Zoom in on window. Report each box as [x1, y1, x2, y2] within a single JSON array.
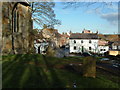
[[89, 47, 91, 50], [81, 40, 83, 43], [100, 49, 103, 51], [74, 40, 76, 43], [89, 40, 91, 43], [103, 49, 106, 51], [74, 46, 76, 50], [118, 46, 120, 50], [113, 46, 117, 49], [13, 9, 18, 32]]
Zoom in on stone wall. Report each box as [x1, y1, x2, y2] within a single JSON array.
[[2, 2, 33, 54], [0, 2, 2, 54]]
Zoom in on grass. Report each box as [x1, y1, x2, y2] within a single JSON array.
[[2, 54, 120, 88]]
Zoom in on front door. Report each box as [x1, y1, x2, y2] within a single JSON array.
[[82, 46, 84, 53], [38, 46, 40, 54]]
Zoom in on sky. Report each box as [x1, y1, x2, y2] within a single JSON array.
[[33, 2, 118, 34], [53, 2, 118, 34]]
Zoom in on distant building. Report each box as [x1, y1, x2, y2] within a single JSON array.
[[109, 41, 120, 56], [82, 29, 93, 33], [34, 39, 49, 54], [69, 30, 111, 54], [41, 28, 62, 47], [34, 28, 61, 54], [69, 33, 99, 53], [98, 40, 109, 54], [59, 33, 69, 47]]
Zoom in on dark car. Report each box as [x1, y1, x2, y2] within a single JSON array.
[[82, 52, 92, 56]]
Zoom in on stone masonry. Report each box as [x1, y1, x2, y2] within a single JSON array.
[[2, 2, 33, 54]]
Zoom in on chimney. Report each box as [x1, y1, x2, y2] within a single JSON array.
[[96, 30, 98, 34]]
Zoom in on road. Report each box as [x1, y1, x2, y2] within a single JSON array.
[[62, 49, 120, 75], [96, 63, 120, 76]]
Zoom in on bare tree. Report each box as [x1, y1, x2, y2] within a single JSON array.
[[31, 2, 61, 28], [62, 2, 115, 13]]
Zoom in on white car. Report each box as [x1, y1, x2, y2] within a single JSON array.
[[112, 63, 120, 68], [100, 58, 109, 61]]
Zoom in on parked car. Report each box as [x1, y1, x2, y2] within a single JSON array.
[[82, 52, 92, 56], [112, 63, 120, 68], [100, 58, 109, 61]]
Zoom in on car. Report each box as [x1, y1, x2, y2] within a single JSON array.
[[112, 64, 118, 68], [112, 63, 120, 68], [82, 52, 92, 56], [100, 58, 109, 61]]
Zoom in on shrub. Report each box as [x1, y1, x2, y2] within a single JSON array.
[[46, 46, 55, 57]]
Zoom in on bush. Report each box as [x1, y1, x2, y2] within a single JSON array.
[[46, 46, 55, 57], [82, 56, 96, 78]]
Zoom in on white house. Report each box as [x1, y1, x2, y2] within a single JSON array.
[[109, 41, 120, 56], [69, 32, 109, 54], [111, 41, 120, 50], [98, 40, 109, 54], [69, 33, 99, 53], [34, 39, 49, 54]]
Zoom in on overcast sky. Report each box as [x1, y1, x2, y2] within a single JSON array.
[[54, 2, 118, 34]]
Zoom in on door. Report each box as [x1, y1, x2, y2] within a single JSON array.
[[82, 46, 84, 53], [38, 46, 40, 54]]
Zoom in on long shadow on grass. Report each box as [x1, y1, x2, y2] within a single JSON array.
[[2, 54, 38, 88], [3, 54, 30, 77], [21, 54, 50, 88], [43, 55, 66, 88], [3, 55, 118, 88], [3, 54, 53, 88]]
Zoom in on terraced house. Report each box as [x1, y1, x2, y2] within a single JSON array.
[[69, 30, 109, 54], [2, 1, 33, 54]]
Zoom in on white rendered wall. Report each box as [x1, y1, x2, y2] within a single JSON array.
[[34, 42, 49, 54], [34, 43, 41, 53], [98, 46, 109, 54], [69, 39, 99, 53]]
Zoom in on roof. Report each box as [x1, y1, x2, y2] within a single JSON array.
[[98, 34, 120, 41], [98, 40, 108, 46], [70, 33, 99, 39], [112, 41, 120, 46], [82, 30, 93, 33]]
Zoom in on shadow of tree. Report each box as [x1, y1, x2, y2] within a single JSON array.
[[2, 54, 66, 88], [2, 54, 119, 88], [43, 55, 66, 88], [3, 54, 48, 88]]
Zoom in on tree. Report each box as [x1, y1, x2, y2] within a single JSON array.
[[63, 2, 114, 9], [31, 2, 61, 28], [62, 2, 116, 14]]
